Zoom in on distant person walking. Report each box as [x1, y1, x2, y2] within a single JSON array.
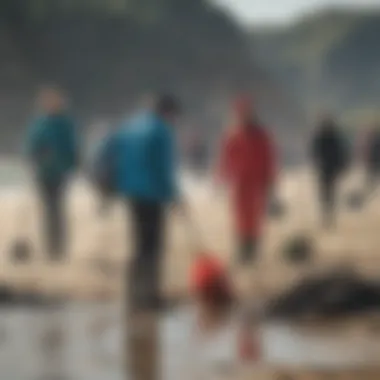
[[184, 131, 208, 176], [98, 94, 182, 311], [310, 115, 349, 228], [90, 127, 119, 216], [361, 126, 380, 195], [25, 86, 80, 260], [216, 96, 276, 264]]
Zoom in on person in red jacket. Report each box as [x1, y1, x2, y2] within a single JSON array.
[[216, 96, 276, 264]]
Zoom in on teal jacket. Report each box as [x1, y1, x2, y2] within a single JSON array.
[[26, 113, 79, 183], [96, 112, 179, 203]]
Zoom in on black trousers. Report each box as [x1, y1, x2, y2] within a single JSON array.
[[128, 200, 165, 311], [318, 172, 338, 228], [37, 179, 66, 260]]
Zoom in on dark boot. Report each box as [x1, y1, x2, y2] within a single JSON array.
[[129, 260, 169, 313]]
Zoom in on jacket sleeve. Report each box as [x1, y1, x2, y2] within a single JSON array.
[[151, 125, 179, 202]]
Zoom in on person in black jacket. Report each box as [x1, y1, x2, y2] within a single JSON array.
[[362, 126, 380, 196], [311, 116, 349, 228]]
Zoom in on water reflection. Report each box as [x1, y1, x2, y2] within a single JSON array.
[[40, 308, 70, 380], [1, 303, 380, 380], [0, 303, 123, 380], [65, 303, 123, 380]]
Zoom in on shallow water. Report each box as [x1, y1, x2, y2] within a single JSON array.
[[0, 303, 124, 380], [2, 303, 380, 380]]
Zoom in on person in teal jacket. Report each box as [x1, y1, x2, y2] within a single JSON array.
[[25, 86, 80, 260], [97, 94, 182, 311]]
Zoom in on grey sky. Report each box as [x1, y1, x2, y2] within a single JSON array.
[[213, 0, 380, 26]]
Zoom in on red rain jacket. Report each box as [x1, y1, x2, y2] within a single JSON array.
[[217, 124, 276, 238]]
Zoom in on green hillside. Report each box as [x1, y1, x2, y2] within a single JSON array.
[[252, 9, 380, 126], [0, 0, 251, 148], [0, 0, 305, 160]]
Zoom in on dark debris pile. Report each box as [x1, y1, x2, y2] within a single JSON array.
[[0, 284, 65, 308], [266, 269, 380, 320]]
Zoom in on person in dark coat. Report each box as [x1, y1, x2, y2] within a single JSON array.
[[25, 86, 80, 260], [311, 116, 349, 228], [361, 126, 380, 195], [184, 131, 208, 176]]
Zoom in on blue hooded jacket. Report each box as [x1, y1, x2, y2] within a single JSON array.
[[25, 113, 79, 183], [96, 112, 179, 203]]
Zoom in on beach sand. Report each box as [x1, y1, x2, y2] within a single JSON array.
[[1, 167, 379, 301]]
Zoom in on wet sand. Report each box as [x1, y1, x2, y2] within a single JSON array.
[[0, 167, 379, 301]]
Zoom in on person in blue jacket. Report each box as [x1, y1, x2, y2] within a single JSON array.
[[25, 86, 80, 260], [97, 94, 182, 310]]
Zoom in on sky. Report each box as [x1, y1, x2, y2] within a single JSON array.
[[213, 0, 380, 26]]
